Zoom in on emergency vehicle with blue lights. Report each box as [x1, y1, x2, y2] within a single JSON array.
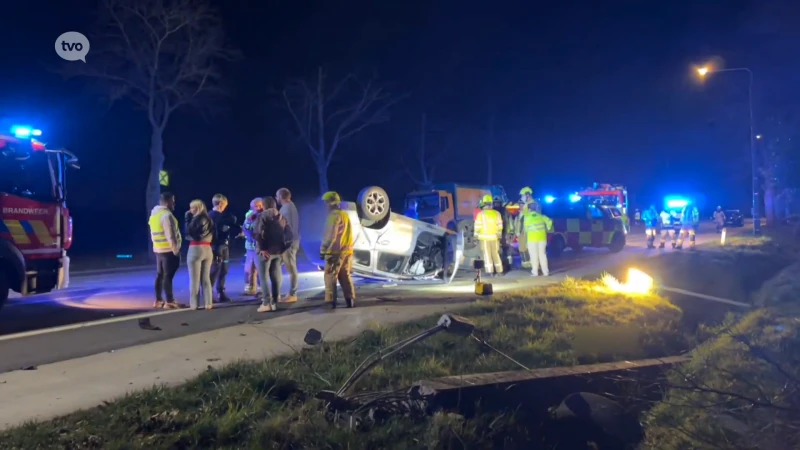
[[538, 193, 626, 256], [663, 196, 690, 228], [0, 126, 79, 310]]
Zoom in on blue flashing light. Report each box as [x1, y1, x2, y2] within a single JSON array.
[[569, 194, 582, 203], [544, 195, 556, 204], [116, 254, 134, 259], [666, 198, 688, 209], [10, 125, 42, 139]]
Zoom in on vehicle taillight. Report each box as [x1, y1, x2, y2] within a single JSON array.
[[31, 140, 46, 151]]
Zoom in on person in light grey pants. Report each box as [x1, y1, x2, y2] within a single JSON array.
[[188, 244, 213, 309], [185, 199, 215, 310]]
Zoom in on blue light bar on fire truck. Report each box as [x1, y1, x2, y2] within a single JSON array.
[[10, 125, 42, 138], [569, 193, 582, 202], [544, 195, 556, 204]]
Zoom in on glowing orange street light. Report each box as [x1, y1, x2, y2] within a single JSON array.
[[697, 66, 709, 76]]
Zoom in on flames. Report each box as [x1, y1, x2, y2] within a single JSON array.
[[599, 268, 654, 295]]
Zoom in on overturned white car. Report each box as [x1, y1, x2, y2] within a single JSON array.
[[301, 186, 464, 281]]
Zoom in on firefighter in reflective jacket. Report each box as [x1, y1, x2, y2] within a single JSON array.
[[676, 203, 700, 250], [516, 186, 537, 268], [523, 208, 553, 277], [320, 191, 356, 308], [659, 209, 677, 249], [642, 205, 659, 248], [474, 194, 504, 276]]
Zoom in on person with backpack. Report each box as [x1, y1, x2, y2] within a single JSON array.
[[254, 196, 294, 312], [184, 199, 216, 310]]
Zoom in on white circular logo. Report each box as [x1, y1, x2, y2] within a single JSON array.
[[55, 31, 90, 62]]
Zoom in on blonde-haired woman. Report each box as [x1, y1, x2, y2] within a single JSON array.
[[184, 199, 215, 310]]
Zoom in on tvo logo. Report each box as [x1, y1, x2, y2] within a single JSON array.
[[55, 31, 90, 62]]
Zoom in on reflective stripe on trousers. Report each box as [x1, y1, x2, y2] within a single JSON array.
[[479, 239, 503, 274]]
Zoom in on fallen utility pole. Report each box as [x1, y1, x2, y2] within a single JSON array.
[[416, 355, 688, 395]]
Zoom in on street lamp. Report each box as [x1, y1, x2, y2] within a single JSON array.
[[697, 65, 761, 234]]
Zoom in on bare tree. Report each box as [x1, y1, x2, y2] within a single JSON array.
[[758, 109, 799, 225], [64, 0, 235, 214], [282, 67, 403, 194], [401, 113, 453, 190]]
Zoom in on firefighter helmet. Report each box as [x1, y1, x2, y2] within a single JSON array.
[[322, 191, 341, 204], [520, 186, 533, 196], [481, 194, 493, 205]]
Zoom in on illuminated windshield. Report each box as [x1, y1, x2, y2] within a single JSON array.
[[0, 151, 55, 202], [406, 194, 440, 218]]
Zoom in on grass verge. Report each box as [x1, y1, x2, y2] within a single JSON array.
[[642, 228, 800, 450], [0, 279, 686, 450]]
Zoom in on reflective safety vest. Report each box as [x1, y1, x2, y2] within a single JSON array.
[[523, 211, 553, 243], [642, 208, 658, 226], [321, 209, 354, 255], [683, 206, 700, 225], [149, 208, 180, 252], [474, 208, 502, 241], [660, 211, 672, 226]]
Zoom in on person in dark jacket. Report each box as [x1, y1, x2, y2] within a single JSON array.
[[208, 194, 238, 303], [184, 199, 216, 310], [254, 196, 294, 312]]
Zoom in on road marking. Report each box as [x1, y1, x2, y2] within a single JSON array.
[[660, 286, 751, 308], [0, 308, 188, 342], [6, 290, 137, 307], [0, 284, 328, 342]]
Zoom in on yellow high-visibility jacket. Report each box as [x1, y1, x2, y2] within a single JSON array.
[[523, 211, 553, 243], [474, 208, 502, 241], [149, 206, 182, 254], [321, 208, 354, 256]]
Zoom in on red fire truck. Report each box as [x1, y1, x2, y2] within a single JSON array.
[[577, 183, 630, 230], [577, 183, 629, 214], [0, 127, 79, 310]]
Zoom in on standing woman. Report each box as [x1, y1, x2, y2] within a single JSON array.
[[185, 199, 215, 310]]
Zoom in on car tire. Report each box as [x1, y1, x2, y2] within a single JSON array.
[[356, 186, 390, 222], [608, 232, 625, 253], [0, 270, 8, 312], [547, 235, 565, 258]]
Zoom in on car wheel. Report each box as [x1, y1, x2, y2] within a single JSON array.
[[356, 186, 390, 222], [547, 235, 565, 258], [0, 270, 8, 312], [608, 232, 625, 253]]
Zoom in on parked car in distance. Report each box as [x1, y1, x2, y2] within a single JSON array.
[[724, 210, 744, 227]]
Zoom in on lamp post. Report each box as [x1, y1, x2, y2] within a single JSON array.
[[697, 66, 761, 234]]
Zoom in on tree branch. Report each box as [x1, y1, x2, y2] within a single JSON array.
[[280, 68, 403, 173], [59, 0, 237, 130]]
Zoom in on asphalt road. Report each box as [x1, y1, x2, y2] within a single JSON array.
[[0, 224, 735, 374]]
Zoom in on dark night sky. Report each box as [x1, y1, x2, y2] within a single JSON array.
[[3, 0, 800, 231]]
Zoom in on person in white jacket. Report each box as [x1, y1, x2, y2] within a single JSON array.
[[148, 192, 184, 308]]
